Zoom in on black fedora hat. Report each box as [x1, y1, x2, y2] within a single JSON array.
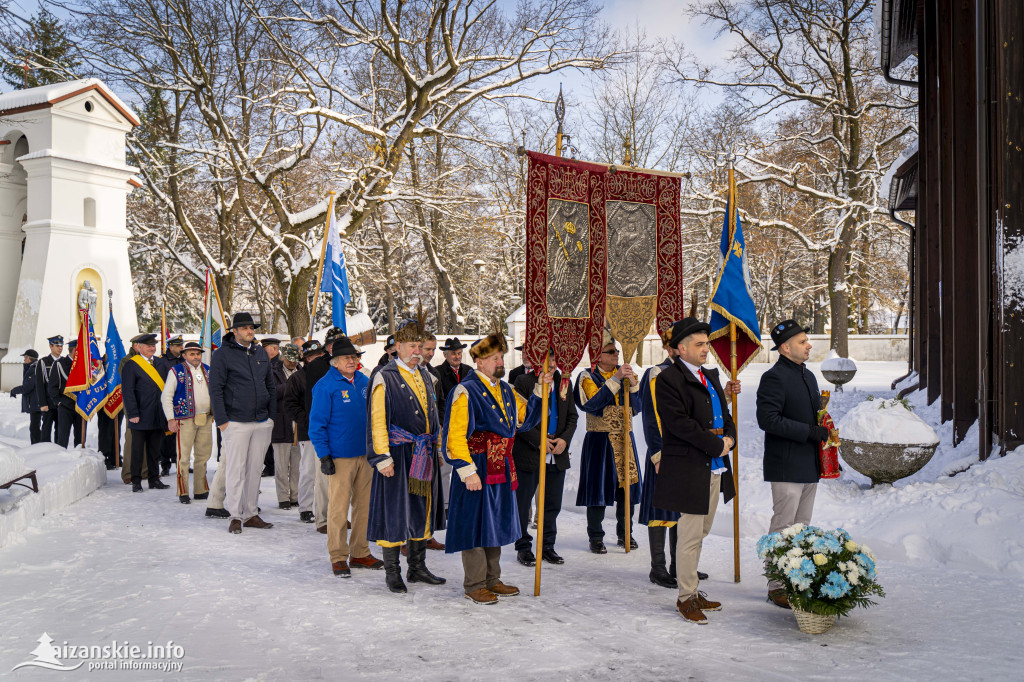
[[439, 337, 467, 351], [229, 312, 261, 330], [769, 319, 811, 351], [182, 341, 203, 352], [301, 339, 324, 357], [331, 337, 364, 358], [667, 317, 712, 349]]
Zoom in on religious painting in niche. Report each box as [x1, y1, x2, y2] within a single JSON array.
[[606, 200, 657, 298], [546, 198, 590, 319]]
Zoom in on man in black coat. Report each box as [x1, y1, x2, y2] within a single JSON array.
[[436, 337, 471, 405], [755, 319, 829, 608], [512, 368, 578, 566], [122, 333, 170, 492], [34, 335, 64, 442], [653, 318, 736, 625], [377, 334, 396, 367], [48, 339, 83, 449], [507, 346, 530, 386], [11, 350, 41, 443], [271, 342, 300, 508]]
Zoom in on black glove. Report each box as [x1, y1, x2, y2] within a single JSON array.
[[320, 456, 336, 476], [809, 425, 830, 443]]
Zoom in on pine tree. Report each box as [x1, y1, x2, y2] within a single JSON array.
[[2, 9, 81, 89]]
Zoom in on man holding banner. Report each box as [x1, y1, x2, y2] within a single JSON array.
[[122, 333, 171, 492]]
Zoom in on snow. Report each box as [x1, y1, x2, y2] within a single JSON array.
[[837, 398, 939, 446], [0, 78, 138, 124], [881, 139, 919, 204], [821, 348, 857, 372], [1, 363, 1024, 679], [1000, 230, 1024, 311], [0, 444, 27, 483]]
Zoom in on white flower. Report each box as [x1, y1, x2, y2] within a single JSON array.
[[782, 523, 805, 539], [786, 548, 804, 559], [861, 544, 876, 560]]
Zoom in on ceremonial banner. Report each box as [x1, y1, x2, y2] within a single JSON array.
[[319, 205, 352, 334], [64, 311, 93, 394], [75, 312, 109, 419], [102, 311, 126, 418], [603, 168, 684, 362], [523, 151, 607, 373], [709, 197, 762, 372]]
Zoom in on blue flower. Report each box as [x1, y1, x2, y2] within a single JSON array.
[[819, 571, 852, 599], [855, 553, 877, 580], [756, 533, 783, 559], [820, 535, 842, 553]]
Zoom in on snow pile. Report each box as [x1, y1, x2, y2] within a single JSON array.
[[0, 444, 27, 483], [838, 398, 939, 445], [0, 442, 107, 549], [1001, 231, 1024, 311], [821, 348, 857, 372]]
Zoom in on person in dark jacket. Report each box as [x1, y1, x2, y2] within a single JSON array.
[[34, 335, 64, 442], [436, 338, 471, 403], [11, 350, 41, 443], [653, 317, 736, 625], [159, 335, 186, 476], [507, 346, 529, 386], [209, 312, 277, 533], [377, 334, 396, 366], [260, 337, 283, 477], [284, 339, 326, 525], [122, 333, 171, 492], [512, 367, 578, 567], [755, 319, 828, 609], [271, 343, 300, 509], [48, 339, 82, 449]]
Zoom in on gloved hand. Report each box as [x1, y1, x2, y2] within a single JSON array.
[[321, 456, 336, 476], [809, 425, 830, 443]]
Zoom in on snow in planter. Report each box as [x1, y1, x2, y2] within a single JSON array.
[[837, 396, 939, 446], [821, 348, 857, 372]]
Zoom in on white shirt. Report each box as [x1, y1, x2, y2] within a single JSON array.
[[680, 358, 705, 383], [161, 362, 212, 421]]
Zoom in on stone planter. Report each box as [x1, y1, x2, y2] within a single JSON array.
[[840, 439, 938, 486], [821, 368, 857, 392]]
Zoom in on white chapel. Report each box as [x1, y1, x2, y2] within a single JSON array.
[[0, 79, 140, 390]]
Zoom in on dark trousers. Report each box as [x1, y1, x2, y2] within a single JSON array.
[[98, 411, 123, 467], [161, 433, 177, 468], [40, 408, 56, 442], [586, 486, 635, 542], [515, 464, 565, 552], [131, 428, 165, 485], [55, 404, 83, 448], [29, 411, 42, 444]]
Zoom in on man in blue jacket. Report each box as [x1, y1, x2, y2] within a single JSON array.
[[210, 312, 277, 534], [309, 337, 383, 577]]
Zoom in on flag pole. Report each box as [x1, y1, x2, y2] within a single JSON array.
[[81, 309, 89, 448], [534, 88, 564, 596], [160, 306, 167, 356], [727, 153, 741, 584], [308, 191, 336, 339], [210, 272, 228, 335]]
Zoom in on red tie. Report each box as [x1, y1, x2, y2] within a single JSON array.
[[698, 369, 708, 388]]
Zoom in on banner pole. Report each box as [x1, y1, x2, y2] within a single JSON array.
[[309, 191, 336, 339], [533, 351, 551, 596], [727, 160, 741, 584], [622, 377, 633, 553]]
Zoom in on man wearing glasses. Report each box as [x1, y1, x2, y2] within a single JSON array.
[[574, 330, 643, 554]]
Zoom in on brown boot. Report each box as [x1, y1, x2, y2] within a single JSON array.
[[487, 581, 520, 598], [465, 588, 498, 605], [228, 520, 242, 534], [768, 589, 791, 609], [676, 595, 707, 624], [426, 537, 446, 551], [350, 555, 385, 570], [317, 525, 327, 534], [243, 515, 274, 529], [695, 591, 722, 612], [332, 561, 351, 577]]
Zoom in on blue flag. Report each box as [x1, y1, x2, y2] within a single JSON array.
[[320, 207, 351, 333], [75, 312, 109, 420], [101, 312, 126, 418], [709, 197, 762, 374]]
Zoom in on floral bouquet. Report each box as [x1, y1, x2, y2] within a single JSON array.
[[757, 524, 885, 619]]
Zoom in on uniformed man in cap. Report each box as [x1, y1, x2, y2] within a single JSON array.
[[652, 317, 736, 624], [377, 335, 396, 367], [756, 319, 828, 609], [159, 335, 186, 475], [48, 338, 82, 448], [436, 337, 471, 403], [161, 340, 213, 503], [11, 350, 41, 444], [34, 335, 64, 442], [122, 333, 171, 492]]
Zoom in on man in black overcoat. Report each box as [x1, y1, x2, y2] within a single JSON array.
[[755, 319, 829, 608], [122, 333, 170, 492], [436, 338, 471, 404], [512, 368, 578, 566], [653, 317, 736, 625]]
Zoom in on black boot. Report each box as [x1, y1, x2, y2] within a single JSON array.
[[406, 540, 446, 585], [648, 526, 676, 588], [668, 525, 678, 579], [382, 546, 407, 593]]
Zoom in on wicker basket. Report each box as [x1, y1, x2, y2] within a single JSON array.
[[793, 607, 837, 634]]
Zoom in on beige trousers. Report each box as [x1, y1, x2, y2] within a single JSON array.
[[120, 429, 139, 484], [766, 481, 818, 590], [326, 456, 373, 563], [175, 415, 213, 497], [298, 440, 329, 527], [462, 546, 502, 594], [273, 443, 301, 503], [676, 473, 721, 602], [222, 420, 275, 522]]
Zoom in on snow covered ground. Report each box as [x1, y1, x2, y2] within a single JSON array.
[[2, 362, 1023, 680]]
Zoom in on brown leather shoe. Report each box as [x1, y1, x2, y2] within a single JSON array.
[[768, 589, 791, 609], [401, 544, 408, 556], [228, 520, 242, 534], [465, 588, 498, 605], [426, 538, 446, 551], [695, 591, 722, 612], [487, 581, 520, 598], [243, 515, 274, 529], [350, 555, 385, 570], [317, 525, 327, 534], [676, 596, 708, 624], [332, 561, 351, 577]]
